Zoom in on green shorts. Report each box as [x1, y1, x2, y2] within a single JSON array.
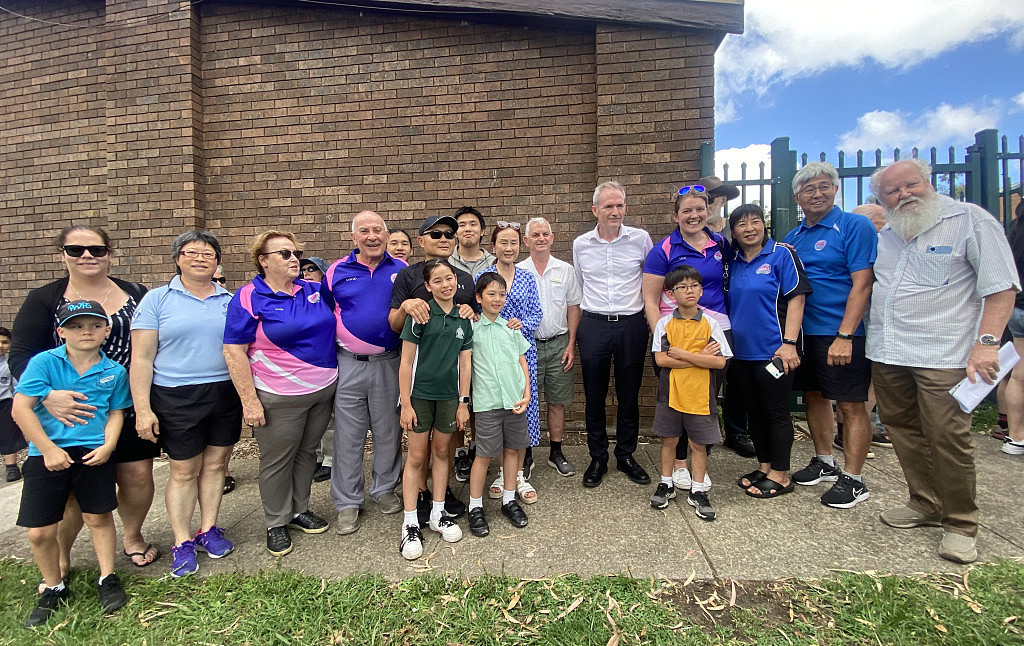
[[536, 333, 575, 405], [410, 397, 459, 434]]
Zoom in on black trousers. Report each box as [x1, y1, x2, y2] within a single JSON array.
[[577, 311, 648, 462], [728, 358, 796, 472]]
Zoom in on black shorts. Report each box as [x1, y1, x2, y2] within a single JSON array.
[[0, 398, 27, 455], [792, 335, 870, 402], [113, 408, 161, 463], [150, 380, 243, 461], [17, 447, 118, 527]]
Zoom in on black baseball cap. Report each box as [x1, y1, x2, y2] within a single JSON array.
[[56, 300, 109, 327], [418, 215, 459, 236]]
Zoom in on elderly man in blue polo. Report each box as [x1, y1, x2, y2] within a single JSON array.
[[784, 161, 877, 509]]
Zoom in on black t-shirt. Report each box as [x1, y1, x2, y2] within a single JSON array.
[[390, 260, 479, 311]]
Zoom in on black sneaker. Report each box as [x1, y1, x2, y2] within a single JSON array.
[[416, 489, 431, 528], [97, 573, 128, 613], [444, 486, 466, 518], [547, 451, 575, 476], [522, 453, 534, 480], [288, 510, 329, 534], [687, 490, 716, 521], [792, 456, 841, 486], [650, 482, 676, 509], [266, 526, 292, 556], [501, 500, 529, 528], [467, 507, 490, 537], [454, 448, 472, 483], [832, 434, 844, 451], [871, 429, 893, 447], [820, 473, 870, 509], [312, 465, 332, 482], [25, 585, 71, 627], [5, 463, 21, 482]]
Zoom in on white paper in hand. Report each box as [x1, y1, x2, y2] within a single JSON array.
[[948, 342, 1021, 413]]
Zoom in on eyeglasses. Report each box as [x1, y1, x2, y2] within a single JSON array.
[[181, 249, 218, 260], [678, 185, 707, 196], [671, 284, 702, 292], [261, 249, 303, 260], [213, 276, 227, 284], [798, 183, 835, 197], [301, 266, 321, 273], [424, 230, 456, 240], [497, 220, 521, 230], [63, 245, 109, 258]]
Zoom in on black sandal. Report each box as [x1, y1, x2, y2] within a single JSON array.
[[223, 475, 236, 495], [736, 470, 767, 489], [745, 477, 794, 499]]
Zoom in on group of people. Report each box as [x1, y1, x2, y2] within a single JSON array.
[[5, 158, 1020, 628]]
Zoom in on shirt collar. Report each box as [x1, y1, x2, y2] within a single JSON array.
[[168, 275, 229, 297], [52, 345, 110, 375], [672, 308, 704, 321], [252, 274, 304, 297], [477, 314, 507, 327], [428, 299, 459, 317]]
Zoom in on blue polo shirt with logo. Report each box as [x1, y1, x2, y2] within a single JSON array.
[[727, 240, 813, 361], [783, 206, 876, 336], [328, 250, 406, 354], [16, 346, 132, 455]]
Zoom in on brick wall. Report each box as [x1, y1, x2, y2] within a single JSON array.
[[0, 0, 723, 431]]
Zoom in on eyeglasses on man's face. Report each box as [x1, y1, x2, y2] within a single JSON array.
[[798, 182, 836, 198]]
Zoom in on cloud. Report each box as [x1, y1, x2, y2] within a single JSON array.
[[837, 102, 1002, 153], [1015, 92, 1024, 111], [715, 144, 771, 180], [717, 1, 1024, 113]]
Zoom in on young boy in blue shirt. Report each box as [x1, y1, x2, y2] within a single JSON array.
[[650, 266, 732, 521], [13, 300, 133, 627]]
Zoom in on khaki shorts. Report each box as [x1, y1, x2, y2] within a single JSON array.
[[536, 333, 575, 405]]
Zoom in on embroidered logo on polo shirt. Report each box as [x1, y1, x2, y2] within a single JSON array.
[[308, 293, 321, 303], [814, 240, 827, 251], [714, 251, 723, 261], [99, 375, 115, 385], [391, 273, 398, 283], [456, 327, 465, 340], [756, 263, 771, 275]]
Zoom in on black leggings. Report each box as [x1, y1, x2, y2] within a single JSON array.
[[727, 359, 796, 472]]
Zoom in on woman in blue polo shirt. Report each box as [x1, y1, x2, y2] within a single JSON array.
[[223, 230, 338, 558], [726, 205, 812, 499], [131, 231, 240, 578]]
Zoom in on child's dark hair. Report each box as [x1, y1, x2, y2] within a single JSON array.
[[422, 258, 455, 283], [664, 265, 703, 290], [475, 272, 507, 296], [0, 326, 10, 339]]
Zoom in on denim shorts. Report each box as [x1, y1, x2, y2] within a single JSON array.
[[1008, 307, 1024, 339]]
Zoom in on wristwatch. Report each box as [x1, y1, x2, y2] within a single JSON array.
[[458, 396, 471, 404], [977, 334, 1000, 346], [836, 332, 855, 340], [782, 338, 798, 346]]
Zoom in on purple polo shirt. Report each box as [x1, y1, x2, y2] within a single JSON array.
[[223, 275, 338, 395], [644, 227, 733, 329], [327, 250, 406, 354]]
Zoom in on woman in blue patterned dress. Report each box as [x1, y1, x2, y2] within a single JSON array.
[[480, 222, 542, 504]]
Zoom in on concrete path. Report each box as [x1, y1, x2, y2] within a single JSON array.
[[2, 429, 1021, 582]]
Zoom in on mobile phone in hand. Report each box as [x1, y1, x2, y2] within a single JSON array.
[[765, 356, 785, 379]]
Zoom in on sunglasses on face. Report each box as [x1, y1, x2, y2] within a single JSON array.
[[497, 220, 521, 230], [213, 276, 227, 284], [261, 249, 303, 261], [424, 230, 456, 240], [677, 185, 707, 196], [63, 245, 109, 258], [301, 266, 321, 273]]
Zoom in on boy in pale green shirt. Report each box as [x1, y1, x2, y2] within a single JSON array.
[[466, 273, 531, 537]]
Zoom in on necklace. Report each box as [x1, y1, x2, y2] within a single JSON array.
[[70, 280, 113, 307]]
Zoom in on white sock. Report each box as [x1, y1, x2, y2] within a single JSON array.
[[46, 581, 66, 592], [502, 489, 515, 504], [817, 454, 835, 466], [403, 510, 418, 527], [691, 481, 710, 494], [469, 496, 483, 510], [846, 473, 863, 482], [661, 476, 673, 486], [98, 574, 112, 585], [430, 500, 444, 522]]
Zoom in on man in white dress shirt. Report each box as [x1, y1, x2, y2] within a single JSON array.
[[572, 181, 653, 488], [518, 217, 582, 477]]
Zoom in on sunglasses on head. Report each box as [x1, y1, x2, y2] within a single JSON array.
[[678, 185, 707, 196], [62, 245, 109, 258], [497, 220, 521, 230], [213, 276, 227, 284], [261, 249, 303, 260], [424, 230, 456, 240]]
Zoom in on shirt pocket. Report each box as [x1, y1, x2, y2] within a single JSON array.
[[908, 251, 952, 287], [549, 280, 568, 307]]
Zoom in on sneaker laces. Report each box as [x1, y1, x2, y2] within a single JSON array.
[[691, 490, 711, 506], [402, 525, 420, 544]]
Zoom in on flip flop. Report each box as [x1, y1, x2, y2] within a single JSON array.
[[746, 477, 794, 499], [736, 470, 767, 489], [124, 543, 161, 567], [223, 475, 236, 495]]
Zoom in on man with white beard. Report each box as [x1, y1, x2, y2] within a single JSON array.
[[868, 159, 1018, 564]]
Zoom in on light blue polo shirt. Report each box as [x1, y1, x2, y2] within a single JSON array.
[[783, 206, 877, 336], [131, 276, 233, 387], [16, 346, 132, 455]]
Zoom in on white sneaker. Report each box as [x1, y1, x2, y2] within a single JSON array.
[[1002, 439, 1024, 455], [428, 514, 463, 543], [672, 468, 711, 491], [400, 524, 423, 560]]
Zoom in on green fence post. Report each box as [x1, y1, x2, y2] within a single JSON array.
[[771, 137, 798, 239], [700, 141, 714, 178], [974, 129, 1000, 219]]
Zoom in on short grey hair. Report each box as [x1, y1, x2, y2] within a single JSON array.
[[351, 211, 388, 234], [792, 161, 839, 194], [592, 180, 626, 207], [524, 217, 550, 237], [869, 159, 933, 200], [171, 230, 221, 275]]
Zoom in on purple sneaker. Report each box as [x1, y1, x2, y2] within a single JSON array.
[[195, 526, 234, 559], [170, 540, 198, 578]]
